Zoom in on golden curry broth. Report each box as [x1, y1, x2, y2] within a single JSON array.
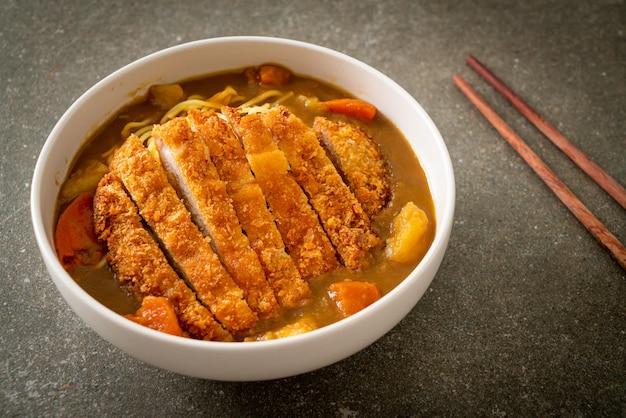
[[59, 66, 436, 336]]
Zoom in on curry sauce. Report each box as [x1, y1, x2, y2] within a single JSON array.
[[56, 65, 436, 340]]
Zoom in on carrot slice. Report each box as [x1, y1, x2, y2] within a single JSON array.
[[54, 192, 105, 271], [323, 98, 377, 121], [328, 280, 381, 317], [125, 296, 185, 337], [258, 64, 292, 85]]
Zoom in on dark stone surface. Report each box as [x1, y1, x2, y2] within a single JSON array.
[[1, 0, 624, 416]]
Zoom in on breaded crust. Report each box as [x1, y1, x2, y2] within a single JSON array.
[[187, 109, 311, 309], [152, 116, 279, 319], [313, 117, 390, 219], [223, 107, 339, 279], [93, 172, 232, 341], [109, 135, 257, 333], [261, 106, 379, 270]]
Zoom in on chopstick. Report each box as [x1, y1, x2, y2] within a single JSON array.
[[465, 55, 626, 210], [452, 73, 626, 271]]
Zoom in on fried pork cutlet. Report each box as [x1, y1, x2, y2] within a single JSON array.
[[187, 109, 311, 309], [313, 117, 390, 219], [223, 107, 339, 279], [93, 172, 233, 341], [260, 106, 379, 270], [152, 117, 279, 319], [109, 135, 257, 334]]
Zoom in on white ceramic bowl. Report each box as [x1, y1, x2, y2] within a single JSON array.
[[31, 36, 455, 381]]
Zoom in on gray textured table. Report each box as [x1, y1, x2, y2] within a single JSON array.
[[2, 1, 625, 416]]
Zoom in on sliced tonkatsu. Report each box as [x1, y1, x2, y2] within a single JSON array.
[[313, 117, 391, 219], [223, 107, 340, 278], [91, 100, 391, 340], [187, 109, 311, 309], [109, 135, 258, 333], [259, 106, 379, 270], [93, 172, 233, 341], [152, 117, 279, 319]]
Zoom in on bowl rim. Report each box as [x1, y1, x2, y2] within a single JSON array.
[[30, 35, 455, 374]]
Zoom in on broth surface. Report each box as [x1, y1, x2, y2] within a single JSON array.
[[58, 65, 436, 338]]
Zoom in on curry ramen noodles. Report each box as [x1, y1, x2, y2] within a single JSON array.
[[54, 64, 435, 341]]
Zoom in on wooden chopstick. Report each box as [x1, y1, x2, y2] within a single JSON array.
[[465, 54, 626, 210], [453, 74, 626, 271]]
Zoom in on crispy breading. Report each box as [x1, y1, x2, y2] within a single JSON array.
[[223, 107, 339, 278], [313, 117, 390, 219], [93, 172, 233, 341], [260, 106, 379, 270], [152, 117, 279, 319], [109, 135, 257, 333], [187, 109, 311, 309]]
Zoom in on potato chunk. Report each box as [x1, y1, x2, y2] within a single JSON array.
[[60, 159, 109, 200], [385, 201, 429, 263], [148, 83, 185, 109], [245, 316, 318, 341]]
